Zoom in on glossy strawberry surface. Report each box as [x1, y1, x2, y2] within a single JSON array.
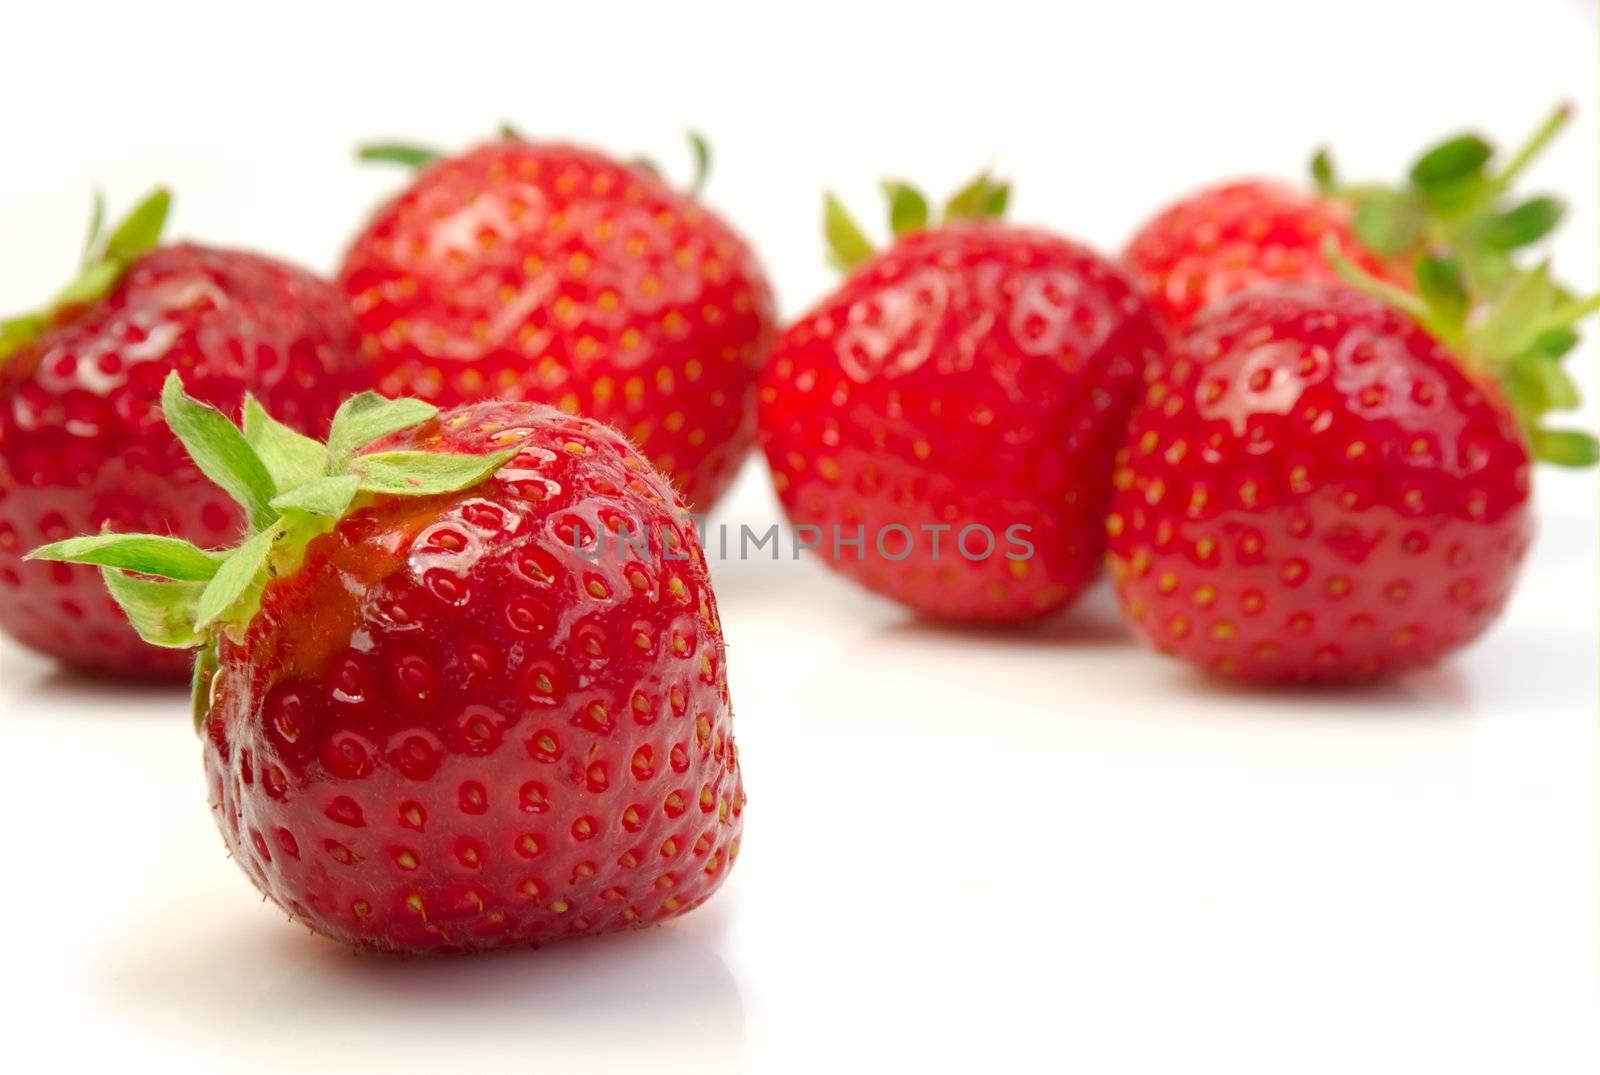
[[760, 223, 1164, 621], [339, 141, 777, 511], [0, 245, 364, 678], [1123, 180, 1407, 329], [201, 402, 743, 953], [1107, 282, 1533, 681]]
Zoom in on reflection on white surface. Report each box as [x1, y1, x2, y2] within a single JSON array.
[[101, 908, 744, 1075], [0, 458, 1596, 1073]]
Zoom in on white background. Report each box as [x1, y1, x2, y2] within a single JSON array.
[[1, 1, 1597, 1072]]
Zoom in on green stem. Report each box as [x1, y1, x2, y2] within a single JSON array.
[[1321, 236, 1457, 343], [1490, 103, 1571, 193]]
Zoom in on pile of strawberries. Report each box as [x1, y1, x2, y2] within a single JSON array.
[[3, 110, 1593, 955]]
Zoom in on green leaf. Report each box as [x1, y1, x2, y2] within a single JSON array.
[[1529, 326, 1579, 362], [882, 181, 929, 237], [194, 521, 283, 631], [53, 260, 124, 309], [1530, 428, 1600, 467], [823, 193, 874, 272], [1472, 262, 1560, 363], [687, 130, 711, 195], [161, 374, 279, 528], [631, 156, 662, 178], [102, 188, 171, 264], [354, 448, 518, 497], [357, 143, 443, 169], [271, 473, 360, 517], [1409, 134, 1492, 190], [326, 392, 438, 471], [984, 182, 1011, 218], [243, 395, 327, 492], [26, 532, 224, 581], [1415, 254, 1468, 326], [1309, 148, 1337, 194], [1504, 353, 1579, 420], [1351, 190, 1425, 256], [498, 121, 526, 141], [1480, 196, 1564, 250], [102, 570, 206, 647], [0, 314, 47, 363], [1530, 356, 1581, 411], [944, 172, 1008, 221], [81, 188, 107, 268]]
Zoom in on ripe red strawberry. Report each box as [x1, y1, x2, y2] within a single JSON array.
[[1124, 179, 1407, 328], [759, 177, 1165, 621], [32, 378, 743, 953], [1125, 106, 1573, 328], [338, 132, 776, 511], [0, 191, 365, 679], [1106, 271, 1597, 682]]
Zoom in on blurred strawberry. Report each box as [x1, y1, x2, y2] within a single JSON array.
[[0, 190, 365, 678], [338, 130, 776, 511], [759, 176, 1165, 621], [1108, 244, 1597, 681]]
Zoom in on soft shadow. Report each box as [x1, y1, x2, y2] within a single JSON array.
[[881, 581, 1135, 651], [25, 668, 187, 700], [0, 642, 189, 720], [1170, 659, 1475, 716], [100, 906, 745, 1075]]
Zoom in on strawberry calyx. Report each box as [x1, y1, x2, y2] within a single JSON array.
[[0, 188, 171, 367], [1324, 237, 1599, 467], [1311, 104, 1572, 300], [823, 171, 1011, 271], [1314, 103, 1597, 467], [27, 374, 517, 725], [358, 127, 716, 195]]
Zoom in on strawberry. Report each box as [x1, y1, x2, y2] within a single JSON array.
[[1125, 105, 1574, 328], [1106, 267, 1598, 681], [32, 377, 743, 953], [0, 191, 365, 679], [758, 176, 1165, 621], [338, 131, 777, 511]]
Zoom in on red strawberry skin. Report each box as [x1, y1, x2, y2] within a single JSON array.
[[1106, 282, 1533, 681], [202, 402, 743, 953], [0, 245, 365, 679], [759, 224, 1164, 621], [1123, 180, 1407, 329], [338, 141, 777, 511]]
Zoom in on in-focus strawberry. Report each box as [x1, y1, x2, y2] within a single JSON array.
[[759, 176, 1165, 621], [32, 377, 743, 952], [1107, 263, 1597, 681], [1124, 106, 1574, 328], [0, 191, 366, 679], [338, 130, 776, 511]]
